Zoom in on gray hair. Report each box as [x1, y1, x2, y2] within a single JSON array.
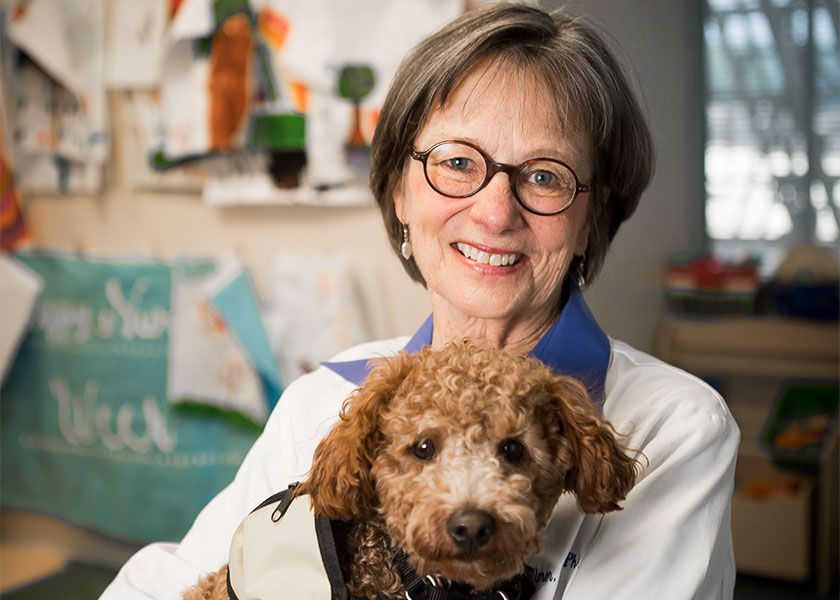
[[370, 3, 654, 287]]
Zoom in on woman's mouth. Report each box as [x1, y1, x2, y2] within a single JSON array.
[[455, 242, 521, 267]]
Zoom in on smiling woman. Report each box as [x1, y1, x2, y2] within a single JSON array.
[[370, 7, 655, 293], [101, 5, 740, 600], [392, 61, 593, 351]]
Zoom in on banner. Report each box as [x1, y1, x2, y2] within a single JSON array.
[[0, 252, 260, 543]]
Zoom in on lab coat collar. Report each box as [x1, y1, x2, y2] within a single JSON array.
[[323, 282, 610, 410]]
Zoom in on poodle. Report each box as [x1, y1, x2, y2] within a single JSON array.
[[184, 340, 638, 600]]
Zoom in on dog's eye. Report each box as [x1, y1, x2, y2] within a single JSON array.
[[410, 439, 436, 461], [499, 439, 526, 463]]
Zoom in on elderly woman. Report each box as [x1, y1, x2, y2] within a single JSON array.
[[102, 4, 738, 599]]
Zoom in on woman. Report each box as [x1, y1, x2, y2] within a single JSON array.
[[102, 4, 739, 599]]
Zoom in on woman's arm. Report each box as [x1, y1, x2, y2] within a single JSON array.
[[99, 367, 355, 599], [557, 349, 740, 599]]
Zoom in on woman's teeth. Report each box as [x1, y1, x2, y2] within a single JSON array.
[[456, 242, 520, 267]]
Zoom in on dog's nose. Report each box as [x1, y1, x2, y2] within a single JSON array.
[[447, 509, 496, 553]]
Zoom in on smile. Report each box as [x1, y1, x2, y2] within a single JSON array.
[[455, 242, 521, 267]]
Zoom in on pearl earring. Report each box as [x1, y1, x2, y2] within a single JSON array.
[[400, 223, 413, 260], [575, 253, 586, 287]]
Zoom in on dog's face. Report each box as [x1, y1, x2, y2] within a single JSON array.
[[371, 358, 571, 587], [307, 341, 637, 591]]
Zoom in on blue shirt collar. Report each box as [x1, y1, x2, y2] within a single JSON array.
[[323, 283, 611, 410]]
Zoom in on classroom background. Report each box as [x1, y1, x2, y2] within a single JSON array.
[[0, 0, 837, 598]]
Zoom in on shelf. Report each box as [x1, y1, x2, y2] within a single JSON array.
[[655, 316, 839, 379], [655, 315, 839, 592]]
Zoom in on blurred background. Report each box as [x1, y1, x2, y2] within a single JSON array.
[[0, 0, 837, 597]]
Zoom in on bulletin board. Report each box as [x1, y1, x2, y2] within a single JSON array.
[[1, 252, 260, 542]]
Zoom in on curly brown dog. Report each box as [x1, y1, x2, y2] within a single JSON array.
[[184, 340, 638, 599]]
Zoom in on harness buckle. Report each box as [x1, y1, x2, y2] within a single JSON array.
[[404, 574, 441, 600]]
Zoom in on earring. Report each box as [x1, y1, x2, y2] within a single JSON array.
[[400, 222, 413, 260], [575, 253, 586, 287]]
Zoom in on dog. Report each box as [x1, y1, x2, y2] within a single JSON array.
[[185, 340, 638, 600]]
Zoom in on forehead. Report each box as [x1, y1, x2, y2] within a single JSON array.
[[416, 60, 590, 163], [383, 372, 544, 441]]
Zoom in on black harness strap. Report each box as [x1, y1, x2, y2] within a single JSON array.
[[391, 547, 428, 598], [389, 547, 537, 600]]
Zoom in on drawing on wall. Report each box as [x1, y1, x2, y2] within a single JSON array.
[[208, 13, 254, 151], [337, 63, 375, 173], [3, 0, 108, 195], [0, 0, 463, 204]]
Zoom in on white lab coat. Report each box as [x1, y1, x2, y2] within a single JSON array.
[[100, 295, 739, 599]]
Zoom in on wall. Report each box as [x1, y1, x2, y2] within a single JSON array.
[[558, 0, 702, 352], [20, 0, 699, 354]]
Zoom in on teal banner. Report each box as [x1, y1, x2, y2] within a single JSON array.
[[0, 252, 259, 543]]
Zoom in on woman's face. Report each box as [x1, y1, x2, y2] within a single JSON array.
[[394, 63, 593, 335]]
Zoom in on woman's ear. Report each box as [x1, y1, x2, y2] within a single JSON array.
[[548, 376, 638, 514], [574, 221, 590, 257], [306, 352, 417, 521]]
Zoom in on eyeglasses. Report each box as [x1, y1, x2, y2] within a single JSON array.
[[409, 140, 591, 216]]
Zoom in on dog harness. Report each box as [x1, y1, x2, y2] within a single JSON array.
[[225, 484, 536, 600]]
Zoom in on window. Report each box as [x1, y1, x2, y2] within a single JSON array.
[[703, 0, 839, 274]]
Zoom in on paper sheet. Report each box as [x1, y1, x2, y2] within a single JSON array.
[[168, 261, 272, 424], [5, 0, 108, 193], [265, 253, 383, 384], [104, 0, 168, 89]]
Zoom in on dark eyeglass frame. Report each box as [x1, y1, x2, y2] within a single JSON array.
[[409, 139, 592, 216]]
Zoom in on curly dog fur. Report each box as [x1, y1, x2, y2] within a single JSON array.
[[184, 340, 638, 599]]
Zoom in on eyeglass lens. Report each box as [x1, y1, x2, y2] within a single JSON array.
[[422, 142, 578, 214]]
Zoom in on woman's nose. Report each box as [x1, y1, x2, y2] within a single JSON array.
[[468, 172, 523, 233]]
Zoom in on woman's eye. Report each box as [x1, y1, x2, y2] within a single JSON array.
[[499, 439, 526, 463], [530, 170, 556, 186], [410, 439, 436, 461], [445, 157, 472, 171]]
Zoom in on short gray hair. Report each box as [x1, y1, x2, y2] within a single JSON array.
[[370, 3, 654, 287]]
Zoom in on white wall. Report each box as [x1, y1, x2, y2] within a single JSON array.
[[21, 0, 698, 353]]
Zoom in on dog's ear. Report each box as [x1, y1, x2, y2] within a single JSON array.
[[548, 376, 638, 514], [306, 351, 417, 521]]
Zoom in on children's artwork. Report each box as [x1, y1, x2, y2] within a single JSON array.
[[158, 0, 254, 160], [122, 91, 210, 192], [147, 0, 462, 205], [103, 0, 168, 89], [3, 0, 108, 194], [2, 0, 462, 201], [0, 251, 261, 543], [168, 260, 282, 425], [264, 253, 387, 384], [247, 0, 463, 201]]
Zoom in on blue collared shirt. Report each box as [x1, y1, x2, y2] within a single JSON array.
[[323, 283, 610, 410]]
